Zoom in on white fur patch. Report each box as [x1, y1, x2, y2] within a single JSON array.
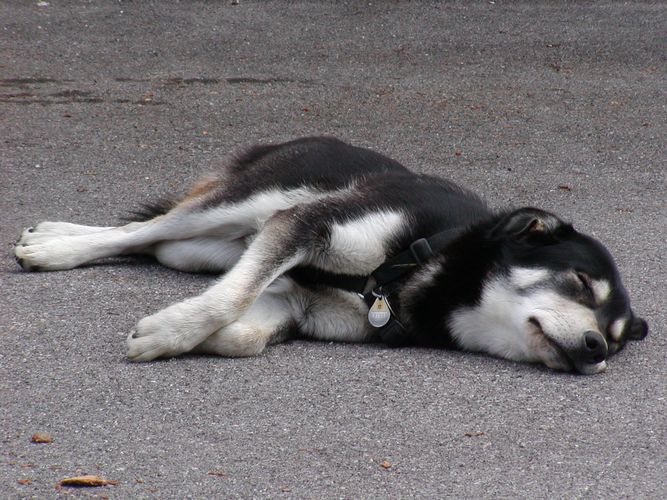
[[401, 259, 443, 297], [293, 288, 372, 342], [14, 186, 354, 271], [324, 211, 406, 275], [448, 276, 599, 367], [202, 186, 356, 235], [194, 291, 293, 357], [609, 318, 627, 341], [591, 279, 611, 304], [127, 236, 307, 361], [448, 279, 536, 362], [510, 267, 550, 289], [154, 237, 245, 272]]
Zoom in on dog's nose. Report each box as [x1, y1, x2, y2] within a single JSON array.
[[582, 330, 607, 364]]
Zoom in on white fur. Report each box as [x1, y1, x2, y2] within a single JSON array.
[[322, 211, 406, 274], [200, 186, 344, 234], [398, 259, 445, 312], [577, 360, 607, 376], [510, 267, 551, 289], [154, 237, 245, 272], [448, 275, 604, 372], [292, 288, 372, 342], [609, 318, 627, 341], [23, 221, 113, 237], [15, 219, 166, 270], [448, 279, 537, 363], [193, 291, 293, 357], [591, 278, 611, 304]]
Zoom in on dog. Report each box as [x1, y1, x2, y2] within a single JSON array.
[[14, 136, 648, 374]]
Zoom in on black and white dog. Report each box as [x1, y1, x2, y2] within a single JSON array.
[[14, 137, 648, 374]]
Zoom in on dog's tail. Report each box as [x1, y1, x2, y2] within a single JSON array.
[[121, 197, 178, 222]]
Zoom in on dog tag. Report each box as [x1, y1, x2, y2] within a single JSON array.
[[368, 295, 391, 328]]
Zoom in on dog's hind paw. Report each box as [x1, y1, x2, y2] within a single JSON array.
[[14, 222, 111, 271], [15, 234, 80, 271]]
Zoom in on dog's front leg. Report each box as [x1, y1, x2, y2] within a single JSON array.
[[126, 216, 306, 361]]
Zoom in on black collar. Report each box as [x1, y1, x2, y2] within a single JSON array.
[[360, 226, 463, 347], [287, 227, 463, 295], [369, 226, 463, 292], [285, 227, 463, 347]]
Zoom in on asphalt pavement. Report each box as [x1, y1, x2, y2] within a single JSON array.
[[1, 1, 665, 498]]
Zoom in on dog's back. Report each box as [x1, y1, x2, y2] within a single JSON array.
[[174, 137, 492, 254]]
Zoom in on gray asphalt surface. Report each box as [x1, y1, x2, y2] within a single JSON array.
[[2, 1, 665, 498]]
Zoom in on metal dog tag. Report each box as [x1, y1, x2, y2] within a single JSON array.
[[368, 295, 391, 328]]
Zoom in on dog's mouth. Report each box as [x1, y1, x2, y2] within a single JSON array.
[[528, 317, 573, 371], [528, 317, 607, 375]]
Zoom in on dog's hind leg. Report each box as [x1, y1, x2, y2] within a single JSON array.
[[15, 218, 164, 271], [297, 287, 374, 343], [14, 205, 251, 271]]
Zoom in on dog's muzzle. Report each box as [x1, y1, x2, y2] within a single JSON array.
[[570, 330, 608, 374], [531, 318, 610, 374]]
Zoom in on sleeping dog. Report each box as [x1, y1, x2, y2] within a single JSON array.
[[14, 137, 648, 374]]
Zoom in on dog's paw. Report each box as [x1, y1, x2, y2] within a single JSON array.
[[126, 299, 218, 362], [15, 234, 79, 272], [14, 222, 112, 271]]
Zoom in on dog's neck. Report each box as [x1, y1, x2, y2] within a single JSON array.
[[393, 218, 506, 348]]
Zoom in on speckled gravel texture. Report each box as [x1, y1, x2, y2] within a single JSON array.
[[1, 1, 665, 498]]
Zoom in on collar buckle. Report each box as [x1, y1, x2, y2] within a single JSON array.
[[409, 238, 434, 265]]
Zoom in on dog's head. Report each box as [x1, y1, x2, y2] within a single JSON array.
[[448, 207, 648, 374]]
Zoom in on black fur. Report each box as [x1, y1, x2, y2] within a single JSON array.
[[123, 198, 178, 223]]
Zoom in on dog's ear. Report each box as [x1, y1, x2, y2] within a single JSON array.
[[627, 316, 648, 341], [490, 208, 568, 241]]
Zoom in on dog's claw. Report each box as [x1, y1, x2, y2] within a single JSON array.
[[15, 256, 24, 268], [28, 227, 35, 233], [131, 330, 139, 339]]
